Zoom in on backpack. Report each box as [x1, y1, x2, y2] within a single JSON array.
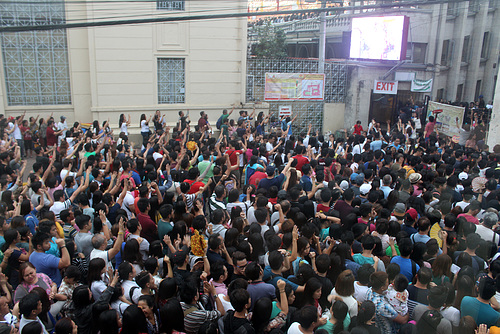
[[245, 166, 256, 185], [216, 116, 223, 129], [129, 286, 139, 304], [281, 119, 287, 131]]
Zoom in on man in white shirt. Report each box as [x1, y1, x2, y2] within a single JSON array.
[[287, 305, 321, 334], [6, 114, 25, 157], [49, 169, 89, 219], [90, 217, 125, 269], [59, 159, 77, 181], [57, 116, 68, 146], [126, 219, 150, 261], [18, 293, 48, 334], [476, 212, 500, 245]]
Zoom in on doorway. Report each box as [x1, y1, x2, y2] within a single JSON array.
[[369, 92, 397, 125]]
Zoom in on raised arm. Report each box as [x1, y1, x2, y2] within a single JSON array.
[[151, 181, 163, 205], [41, 153, 56, 184], [108, 217, 126, 260], [189, 146, 200, 167], [69, 166, 91, 203]]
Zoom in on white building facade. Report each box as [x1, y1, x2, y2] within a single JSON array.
[[261, 0, 499, 129], [0, 0, 249, 131]]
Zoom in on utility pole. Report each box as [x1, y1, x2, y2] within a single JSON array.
[[318, 0, 327, 73]]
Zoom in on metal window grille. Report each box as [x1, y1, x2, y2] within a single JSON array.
[[157, 58, 185, 104], [246, 58, 347, 134], [157, 0, 185, 11], [0, 0, 71, 106]]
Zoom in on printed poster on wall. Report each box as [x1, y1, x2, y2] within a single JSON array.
[[264, 73, 325, 101], [427, 101, 465, 137]]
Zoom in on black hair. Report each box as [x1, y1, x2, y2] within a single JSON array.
[[229, 288, 250, 312], [21, 321, 43, 334], [159, 299, 185, 333], [297, 305, 318, 329], [19, 293, 40, 317], [121, 305, 149, 334], [98, 309, 120, 334], [393, 274, 409, 293]]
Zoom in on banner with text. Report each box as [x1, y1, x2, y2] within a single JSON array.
[[264, 73, 325, 101], [373, 80, 398, 95], [279, 105, 292, 117], [428, 101, 465, 137], [411, 78, 433, 93]]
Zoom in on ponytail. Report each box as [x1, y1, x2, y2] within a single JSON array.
[[332, 300, 348, 334]]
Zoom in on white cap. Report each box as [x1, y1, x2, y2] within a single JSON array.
[[360, 183, 372, 195], [458, 172, 468, 181], [340, 180, 349, 191]]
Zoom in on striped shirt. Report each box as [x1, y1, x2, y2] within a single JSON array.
[[181, 297, 221, 334], [209, 194, 226, 212]]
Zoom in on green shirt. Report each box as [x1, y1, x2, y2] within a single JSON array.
[[221, 124, 229, 138], [270, 301, 281, 320], [386, 244, 400, 257], [198, 160, 214, 184], [158, 219, 173, 255], [318, 313, 351, 334], [432, 274, 450, 286], [353, 253, 375, 266]]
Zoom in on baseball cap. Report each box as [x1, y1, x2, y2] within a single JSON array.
[[406, 208, 418, 221], [458, 172, 468, 181], [360, 184, 371, 195], [266, 165, 275, 176], [393, 203, 406, 217], [171, 250, 188, 266], [189, 256, 203, 269], [60, 116, 66, 120], [340, 180, 349, 191], [355, 174, 365, 186]]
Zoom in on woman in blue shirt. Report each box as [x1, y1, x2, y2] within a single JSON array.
[[20, 197, 44, 235]]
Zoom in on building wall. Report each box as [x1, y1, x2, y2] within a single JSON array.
[[1, 0, 248, 132], [343, 1, 499, 128]]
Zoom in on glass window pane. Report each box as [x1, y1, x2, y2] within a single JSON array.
[[0, 0, 71, 106], [157, 58, 185, 104]]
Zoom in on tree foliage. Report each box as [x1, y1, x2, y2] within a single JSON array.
[[252, 23, 288, 58]]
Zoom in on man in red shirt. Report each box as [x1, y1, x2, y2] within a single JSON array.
[[249, 170, 267, 187], [292, 145, 310, 172], [46, 120, 62, 148], [136, 197, 158, 243], [226, 140, 243, 182], [183, 167, 205, 194], [198, 111, 208, 131]]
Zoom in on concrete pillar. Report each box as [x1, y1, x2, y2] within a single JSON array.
[[482, 6, 500, 102], [428, 3, 447, 98], [464, 0, 489, 101], [446, 2, 468, 101], [486, 74, 500, 150]]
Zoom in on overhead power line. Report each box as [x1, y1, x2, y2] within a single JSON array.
[[0, 0, 455, 32]]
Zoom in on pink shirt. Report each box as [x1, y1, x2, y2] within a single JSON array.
[[425, 121, 436, 138], [209, 279, 227, 295], [458, 213, 480, 225]]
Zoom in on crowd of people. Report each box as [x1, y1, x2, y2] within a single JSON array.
[[0, 100, 498, 334]]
